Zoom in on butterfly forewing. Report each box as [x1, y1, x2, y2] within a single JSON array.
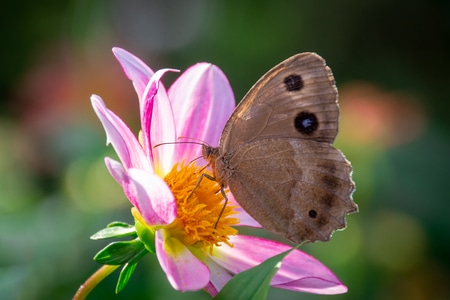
[[220, 53, 339, 154]]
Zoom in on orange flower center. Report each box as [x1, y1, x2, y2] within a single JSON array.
[[163, 162, 239, 254]]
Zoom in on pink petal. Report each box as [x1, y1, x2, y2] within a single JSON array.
[[112, 47, 154, 103], [203, 257, 233, 297], [168, 63, 235, 163], [104, 157, 139, 208], [141, 69, 178, 176], [155, 230, 210, 292], [127, 168, 177, 226], [91, 95, 153, 172], [210, 235, 347, 295], [104, 157, 126, 185]]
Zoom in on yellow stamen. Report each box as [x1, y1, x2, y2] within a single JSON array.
[[164, 162, 239, 254]]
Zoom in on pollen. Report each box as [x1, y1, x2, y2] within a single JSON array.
[[164, 162, 239, 254]]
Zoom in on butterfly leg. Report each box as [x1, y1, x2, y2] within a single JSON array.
[[215, 185, 229, 229], [186, 172, 229, 229], [186, 172, 213, 201], [197, 173, 229, 229]]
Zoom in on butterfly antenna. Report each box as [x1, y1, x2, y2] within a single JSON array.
[[153, 140, 206, 148], [178, 136, 211, 147], [153, 136, 212, 149]]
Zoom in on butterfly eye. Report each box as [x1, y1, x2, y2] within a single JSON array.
[[294, 111, 318, 135], [283, 74, 303, 91]]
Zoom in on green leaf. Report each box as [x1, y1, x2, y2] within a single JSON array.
[[107, 221, 134, 228], [214, 245, 300, 300], [115, 245, 147, 294], [90, 226, 137, 240], [116, 262, 138, 293], [94, 238, 148, 265]]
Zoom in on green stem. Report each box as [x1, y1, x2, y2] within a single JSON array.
[[73, 265, 120, 300]]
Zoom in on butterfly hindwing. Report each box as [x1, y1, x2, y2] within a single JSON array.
[[226, 138, 356, 243]]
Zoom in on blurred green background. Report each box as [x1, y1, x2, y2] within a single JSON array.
[[1, 0, 449, 299]]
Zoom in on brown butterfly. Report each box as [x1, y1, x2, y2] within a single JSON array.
[[203, 53, 357, 244]]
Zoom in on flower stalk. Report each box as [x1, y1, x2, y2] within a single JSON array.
[[73, 265, 119, 300]]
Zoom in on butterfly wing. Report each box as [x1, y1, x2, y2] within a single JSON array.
[[226, 138, 356, 243], [209, 53, 356, 243], [220, 53, 338, 154]]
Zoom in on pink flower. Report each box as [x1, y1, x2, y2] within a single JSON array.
[[91, 47, 347, 296]]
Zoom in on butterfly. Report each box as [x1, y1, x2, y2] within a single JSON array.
[[203, 53, 357, 244]]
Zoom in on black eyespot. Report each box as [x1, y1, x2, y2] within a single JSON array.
[[284, 74, 303, 91], [308, 210, 317, 218], [294, 111, 318, 135]]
